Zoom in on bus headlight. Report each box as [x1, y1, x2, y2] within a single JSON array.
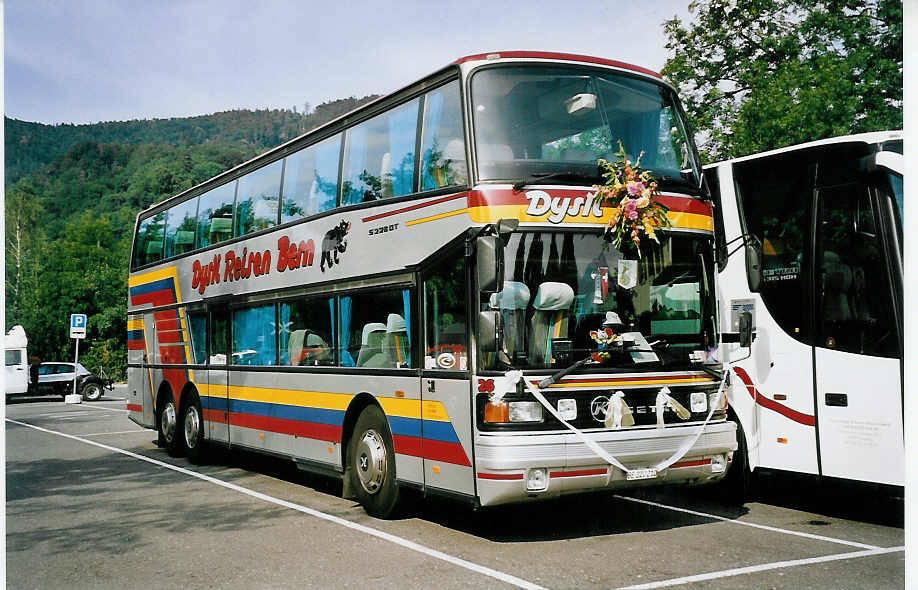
[[509, 401, 543, 422], [690, 391, 707, 413]]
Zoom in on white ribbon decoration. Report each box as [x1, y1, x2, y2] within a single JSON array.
[[489, 369, 523, 404], [515, 368, 731, 475]]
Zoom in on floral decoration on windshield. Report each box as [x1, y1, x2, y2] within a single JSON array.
[[592, 142, 671, 255]]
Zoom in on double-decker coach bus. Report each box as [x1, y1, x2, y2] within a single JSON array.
[[128, 51, 737, 517], [705, 131, 903, 495]]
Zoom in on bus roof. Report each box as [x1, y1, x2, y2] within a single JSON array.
[[136, 51, 668, 220], [453, 51, 663, 79], [704, 130, 903, 169]]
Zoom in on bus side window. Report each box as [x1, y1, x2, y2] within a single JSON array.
[[196, 182, 237, 249], [232, 304, 278, 366], [279, 298, 335, 366], [164, 197, 199, 258], [236, 160, 282, 237], [341, 289, 416, 368], [342, 99, 420, 205], [424, 249, 468, 370], [187, 311, 208, 365], [420, 80, 467, 191], [816, 185, 898, 358], [282, 134, 341, 223], [134, 212, 166, 268]]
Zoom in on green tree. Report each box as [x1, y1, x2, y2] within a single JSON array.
[[662, 0, 902, 160]]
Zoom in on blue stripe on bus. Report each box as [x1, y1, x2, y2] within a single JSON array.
[[127, 330, 144, 340], [129, 277, 177, 297]]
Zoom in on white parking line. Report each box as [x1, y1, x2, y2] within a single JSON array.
[[615, 545, 905, 589], [613, 495, 879, 550], [6, 418, 545, 590], [81, 429, 148, 437], [78, 404, 129, 413]]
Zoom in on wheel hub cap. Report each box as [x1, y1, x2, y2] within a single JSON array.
[[161, 403, 177, 443], [355, 429, 386, 494], [184, 407, 200, 449]]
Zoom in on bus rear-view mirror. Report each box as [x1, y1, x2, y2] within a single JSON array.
[[478, 311, 501, 355], [477, 235, 502, 293], [738, 311, 753, 348], [744, 236, 762, 293]]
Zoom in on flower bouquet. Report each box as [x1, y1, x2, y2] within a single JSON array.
[[592, 142, 671, 255]]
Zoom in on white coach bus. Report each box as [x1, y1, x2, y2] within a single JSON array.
[[705, 131, 903, 494], [128, 51, 737, 517]]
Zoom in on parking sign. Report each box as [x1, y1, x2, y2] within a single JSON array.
[[70, 314, 87, 339]]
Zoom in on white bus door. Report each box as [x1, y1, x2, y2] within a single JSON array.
[[813, 184, 903, 485]]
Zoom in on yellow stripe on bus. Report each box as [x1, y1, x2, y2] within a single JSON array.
[[467, 205, 714, 231], [405, 207, 471, 227], [127, 319, 145, 331], [195, 384, 453, 422], [128, 266, 180, 288]]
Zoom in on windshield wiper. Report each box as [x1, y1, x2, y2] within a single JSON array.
[[512, 171, 600, 192], [538, 357, 593, 389]]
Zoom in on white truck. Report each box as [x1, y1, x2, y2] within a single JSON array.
[[5, 325, 30, 398]]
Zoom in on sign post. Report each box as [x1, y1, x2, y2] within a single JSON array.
[[65, 314, 87, 404]]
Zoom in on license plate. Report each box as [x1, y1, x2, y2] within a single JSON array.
[[626, 468, 658, 481]]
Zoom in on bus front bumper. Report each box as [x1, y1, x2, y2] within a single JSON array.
[[474, 420, 737, 507]]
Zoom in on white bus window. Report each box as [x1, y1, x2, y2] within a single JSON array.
[[196, 182, 236, 249], [282, 134, 341, 222], [342, 99, 419, 205], [164, 197, 198, 258], [236, 160, 282, 237], [816, 185, 898, 358], [420, 81, 466, 191], [279, 298, 335, 366], [134, 212, 167, 268], [341, 289, 415, 368], [232, 304, 278, 366], [187, 312, 207, 365], [424, 251, 467, 370]]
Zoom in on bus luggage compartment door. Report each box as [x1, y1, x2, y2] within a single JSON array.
[[420, 377, 474, 497]]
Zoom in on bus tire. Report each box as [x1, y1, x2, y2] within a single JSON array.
[[182, 391, 208, 465], [157, 393, 183, 457], [347, 405, 400, 518], [720, 416, 754, 505], [81, 382, 103, 402]]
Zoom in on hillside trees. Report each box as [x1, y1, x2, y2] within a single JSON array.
[[662, 0, 902, 160]]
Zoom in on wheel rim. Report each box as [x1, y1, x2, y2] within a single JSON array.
[[184, 406, 201, 449], [84, 384, 101, 400], [160, 402, 177, 444], [355, 429, 387, 495]]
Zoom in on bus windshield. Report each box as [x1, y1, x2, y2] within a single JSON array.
[[483, 232, 716, 371], [471, 65, 699, 189]]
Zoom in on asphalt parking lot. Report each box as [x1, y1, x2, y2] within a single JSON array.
[[5, 386, 905, 589]]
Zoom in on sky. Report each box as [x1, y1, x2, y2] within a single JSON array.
[[4, 0, 695, 125]]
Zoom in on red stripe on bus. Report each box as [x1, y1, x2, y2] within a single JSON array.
[[466, 189, 709, 215], [477, 472, 525, 480], [155, 318, 180, 331], [549, 468, 607, 478], [126, 404, 142, 413], [732, 366, 816, 427], [203, 408, 227, 424], [361, 192, 468, 223], [228, 412, 343, 441], [671, 459, 710, 468], [453, 52, 663, 79], [392, 435, 472, 467], [127, 340, 146, 350]]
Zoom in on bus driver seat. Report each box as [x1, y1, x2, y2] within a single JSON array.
[[357, 323, 387, 367], [528, 282, 575, 366], [489, 281, 531, 361], [385, 314, 410, 368]]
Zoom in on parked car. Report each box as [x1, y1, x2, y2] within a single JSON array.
[[36, 362, 114, 401]]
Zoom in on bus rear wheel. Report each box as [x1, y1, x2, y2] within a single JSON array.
[[347, 405, 400, 518]]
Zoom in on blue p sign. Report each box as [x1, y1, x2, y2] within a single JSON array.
[[70, 314, 87, 339]]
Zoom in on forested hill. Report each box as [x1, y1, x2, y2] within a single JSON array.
[[5, 95, 377, 376], [5, 95, 377, 184]]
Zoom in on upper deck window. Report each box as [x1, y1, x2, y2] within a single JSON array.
[[134, 211, 167, 268], [342, 98, 419, 205], [282, 134, 341, 222], [164, 197, 198, 258], [196, 181, 237, 250], [235, 160, 283, 237], [471, 66, 699, 189], [420, 80, 467, 191]]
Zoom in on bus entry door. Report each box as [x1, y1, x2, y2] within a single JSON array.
[[205, 307, 231, 444], [813, 184, 903, 486]]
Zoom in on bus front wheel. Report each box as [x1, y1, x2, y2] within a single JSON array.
[[347, 405, 400, 518], [182, 391, 208, 465]]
